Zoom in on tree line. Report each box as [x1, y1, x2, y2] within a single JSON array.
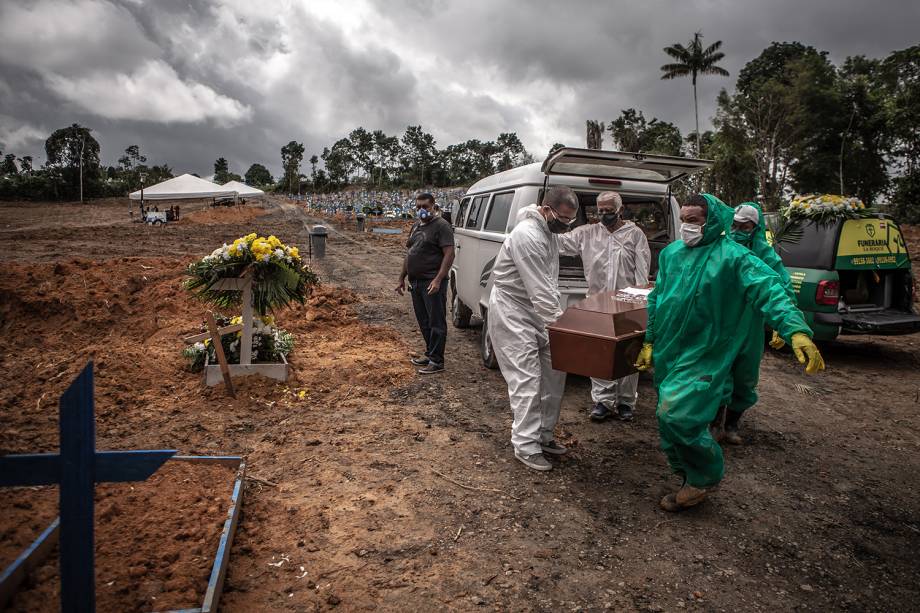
[[595, 38, 919, 222], [0, 123, 531, 202], [276, 126, 531, 195], [0, 125, 173, 201]]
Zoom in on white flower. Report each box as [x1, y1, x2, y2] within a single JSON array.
[[274, 248, 285, 259], [262, 254, 271, 262], [193, 342, 206, 351]]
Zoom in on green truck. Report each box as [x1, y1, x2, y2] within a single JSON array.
[[769, 215, 920, 340]]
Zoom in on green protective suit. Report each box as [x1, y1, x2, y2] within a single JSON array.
[[722, 202, 797, 415], [645, 194, 812, 487]]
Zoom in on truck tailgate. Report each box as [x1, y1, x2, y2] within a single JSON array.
[[841, 309, 920, 335]]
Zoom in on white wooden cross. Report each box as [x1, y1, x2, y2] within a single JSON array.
[[183, 272, 289, 387]]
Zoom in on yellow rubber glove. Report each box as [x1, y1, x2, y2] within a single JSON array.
[[634, 343, 653, 371], [769, 330, 786, 350], [791, 333, 825, 375]]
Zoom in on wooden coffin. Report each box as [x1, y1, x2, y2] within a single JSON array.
[[548, 290, 649, 380]]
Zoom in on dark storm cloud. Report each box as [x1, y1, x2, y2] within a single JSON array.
[[1, 0, 918, 178], [376, 0, 920, 149]]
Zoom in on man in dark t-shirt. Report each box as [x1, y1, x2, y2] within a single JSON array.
[[396, 193, 455, 374]]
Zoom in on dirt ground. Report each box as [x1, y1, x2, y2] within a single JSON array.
[[6, 461, 236, 612], [1, 197, 919, 612]]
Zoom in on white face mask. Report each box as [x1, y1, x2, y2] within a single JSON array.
[[680, 223, 705, 247]]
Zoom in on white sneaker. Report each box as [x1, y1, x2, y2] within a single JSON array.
[[514, 450, 552, 471]]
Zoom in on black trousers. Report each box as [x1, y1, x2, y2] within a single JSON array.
[[409, 277, 448, 366]]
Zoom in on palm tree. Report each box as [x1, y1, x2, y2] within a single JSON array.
[[660, 31, 729, 156]]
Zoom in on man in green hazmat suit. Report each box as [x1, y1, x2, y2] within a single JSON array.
[[713, 202, 796, 445], [634, 194, 825, 512]]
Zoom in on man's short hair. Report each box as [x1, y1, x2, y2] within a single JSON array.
[[416, 193, 435, 204], [683, 194, 708, 214], [543, 186, 579, 211], [596, 191, 623, 209]]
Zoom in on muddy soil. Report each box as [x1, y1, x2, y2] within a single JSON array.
[[1, 197, 918, 612], [5, 461, 236, 612]]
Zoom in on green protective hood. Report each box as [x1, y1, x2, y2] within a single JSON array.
[[731, 201, 770, 255], [699, 193, 735, 246], [729, 200, 795, 301]]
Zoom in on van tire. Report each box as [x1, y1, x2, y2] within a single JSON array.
[[451, 282, 472, 329], [479, 308, 499, 370]]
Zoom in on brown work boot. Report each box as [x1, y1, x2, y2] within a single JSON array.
[[659, 484, 711, 513], [659, 493, 681, 512], [675, 484, 709, 508], [723, 424, 742, 445]]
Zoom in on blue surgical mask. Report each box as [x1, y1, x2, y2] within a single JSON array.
[[417, 208, 432, 220]]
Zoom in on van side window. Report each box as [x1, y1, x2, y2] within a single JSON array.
[[455, 197, 470, 227], [465, 195, 487, 229], [483, 191, 514, 233]]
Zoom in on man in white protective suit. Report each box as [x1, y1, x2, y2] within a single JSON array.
[[557, 191, 651, 422], [488, 186, 580, 471]]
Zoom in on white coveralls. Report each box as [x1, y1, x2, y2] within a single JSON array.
[[488, 204, 567, 456], [557, 220, 651, 409]]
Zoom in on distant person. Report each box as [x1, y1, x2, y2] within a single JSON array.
[[175, 205, 180, 220], [395, 193, 455, 374], [557, 191, 651, 422]]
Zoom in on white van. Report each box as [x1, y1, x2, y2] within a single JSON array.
[[449, 147, 712, 368]]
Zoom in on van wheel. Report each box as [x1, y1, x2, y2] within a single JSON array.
[[451, 283, 472, 329], [479, 308, 499, 370]]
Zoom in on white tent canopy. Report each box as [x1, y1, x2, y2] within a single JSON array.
[[129, 174, 236, 201], [222, 180, 266, 198]]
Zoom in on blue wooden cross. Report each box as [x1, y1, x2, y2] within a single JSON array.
[[0, 361, 176, 612]]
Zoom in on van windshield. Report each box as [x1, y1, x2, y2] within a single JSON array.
[[774, 219, 840, 270]]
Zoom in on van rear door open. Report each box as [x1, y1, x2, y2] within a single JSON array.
[[541, 148, 712, 184]]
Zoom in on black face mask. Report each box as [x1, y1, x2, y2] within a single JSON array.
[[600, 212, 620, 227], [545, 207, 573, 234], [547, 217, 571, 234]]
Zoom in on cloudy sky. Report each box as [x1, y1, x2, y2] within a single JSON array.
[[0, 0, 917, 178]]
